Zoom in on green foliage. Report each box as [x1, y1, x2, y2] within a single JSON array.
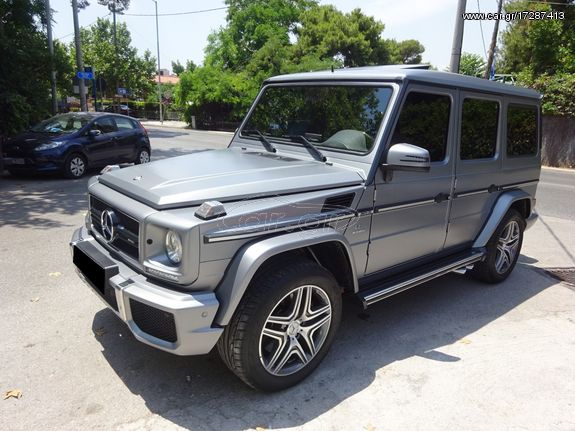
[[97, 0, 130, 13], [0, 0, 71, 136], [458, 52, 486, 78], [500, 0, 575, 117], [172, 60, 185, 76], [178, 1, 424, 127], [72, 18, 156, 98]]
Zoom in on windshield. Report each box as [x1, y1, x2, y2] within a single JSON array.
[[31, 114, 91, 134], [241, 85, 393, 154]]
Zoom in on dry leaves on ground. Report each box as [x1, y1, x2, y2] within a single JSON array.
[[94, 328, 106, 337], [4, 389, 23, 400]]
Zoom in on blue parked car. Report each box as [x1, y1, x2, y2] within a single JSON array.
[[2, 112, 151, 179]]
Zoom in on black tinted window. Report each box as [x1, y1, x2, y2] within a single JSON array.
[[460, 98, 499, 159], [93, 117, 117, 134], [507, 105, 538, 156], [241, 86, 393, 154], [391, 92, 451, 162]]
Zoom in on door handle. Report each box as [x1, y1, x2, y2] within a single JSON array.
[[434, 192, 450, 203]]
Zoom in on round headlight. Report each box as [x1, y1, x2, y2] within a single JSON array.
[[165, 230, 182, 264]]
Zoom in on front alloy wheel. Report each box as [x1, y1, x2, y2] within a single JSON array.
[[259, 285, 332, 376], [64, 154, 86, 179], [218, 259, 341, 391]]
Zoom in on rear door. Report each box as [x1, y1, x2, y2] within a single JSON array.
[[113, 116, 140, 161], [444, 93, 502, 249], [366, 86, 456, 273]]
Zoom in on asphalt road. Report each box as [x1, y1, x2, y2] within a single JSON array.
[[1, 127, 574, 431]]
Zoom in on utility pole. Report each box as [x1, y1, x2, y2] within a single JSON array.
[[45, 0, 58, 115], [113, 4, 118, 100], [449, 0, 467, 73], [72, 0, 87, 111], [484, 0, 503, 79], [153, 0, 163, 123]]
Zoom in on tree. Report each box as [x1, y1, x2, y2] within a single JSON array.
[[72, 18, 156, 98], [500, 0, 575, 117], [172, 60, 185, 76], [458, 52, 486, 77], [205, 0, 317, 70], [294, 6, 389, 67], [387, 39, 425, 64], [0, 0, 71, 136]]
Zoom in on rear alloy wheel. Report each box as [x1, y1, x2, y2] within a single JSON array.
[[218, 259, 341, 391], [63, 153, 87, 179], [135, 147, 150, 164], [470, 209, 525, 283]]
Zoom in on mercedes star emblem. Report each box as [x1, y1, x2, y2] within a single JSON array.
[[100, 209, 118, 242]]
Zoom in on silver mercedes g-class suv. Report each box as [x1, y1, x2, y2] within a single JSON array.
[[71, 66, 540, 391]]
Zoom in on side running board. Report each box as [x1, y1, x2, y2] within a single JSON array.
[[358, 249, 485, 308]]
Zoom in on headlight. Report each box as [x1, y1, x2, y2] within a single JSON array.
[[35, 141, 65, 151], [165, 230, 182, 264]]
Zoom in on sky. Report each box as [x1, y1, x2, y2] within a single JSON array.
[[49, 0, 503, 73]]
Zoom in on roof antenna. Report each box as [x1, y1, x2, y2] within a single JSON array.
[[331, 64, 334, 73]]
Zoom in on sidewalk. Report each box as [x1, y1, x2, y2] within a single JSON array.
[[139, 119, 189, 129]]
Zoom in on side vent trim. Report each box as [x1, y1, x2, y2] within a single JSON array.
[[322, 193, 355, 213]]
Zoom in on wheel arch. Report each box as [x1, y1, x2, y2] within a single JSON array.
[[214, 228, 358, 326], [473, 189, 533, 248]]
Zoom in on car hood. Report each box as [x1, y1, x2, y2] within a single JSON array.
[[6, 131, 73, 149], [98, 148, 365, 209]]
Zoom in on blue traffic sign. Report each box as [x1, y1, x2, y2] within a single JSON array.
[[76, 71, 94, 80]]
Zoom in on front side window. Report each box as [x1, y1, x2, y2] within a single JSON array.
[[241, 85, 394, 154], [92, 117, 117, 134], [507, 105, 538, 157], [390, 92, 451, 162], [460, 98, 499, 160]]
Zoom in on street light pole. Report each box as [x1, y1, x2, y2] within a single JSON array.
[[153, 0, 163, 123], [449, 0, 467, 73], [72, 0, 87, 111], [45, 0, 58, 115]]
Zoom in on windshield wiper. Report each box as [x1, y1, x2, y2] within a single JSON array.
[[242, 129, 277, 153], [287, 135, 327, 162]]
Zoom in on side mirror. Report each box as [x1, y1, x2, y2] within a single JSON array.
[[385, 143, 431, 172], [88, 129, 101, 137]]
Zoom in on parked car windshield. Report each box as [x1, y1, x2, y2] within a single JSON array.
[[31, 114, 91, 135], [241, 85, 393, 154]]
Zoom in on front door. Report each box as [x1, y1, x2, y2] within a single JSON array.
[[366, 86, 456, 274], [84, 116, 119, 165]]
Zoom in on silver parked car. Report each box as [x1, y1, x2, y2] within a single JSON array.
[[71, 66, 541, 391]]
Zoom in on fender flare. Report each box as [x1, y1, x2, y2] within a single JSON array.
[[213, 228, 358, 326], [473, 189, 533, 248]]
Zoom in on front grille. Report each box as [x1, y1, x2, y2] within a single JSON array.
[[90, 195, 139, 260], [129, 299, 177, 342]]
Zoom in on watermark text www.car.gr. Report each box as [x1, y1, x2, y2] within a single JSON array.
[[463, 11, 564, 22]]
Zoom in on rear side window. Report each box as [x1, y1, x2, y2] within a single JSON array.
[[115, 117, 135, 130], [460, 98, 499, 160], [391, 92, 451, 162], [507, 105, 538, 157]]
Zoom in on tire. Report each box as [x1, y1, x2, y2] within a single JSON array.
[[134, 147, 150, 164], [470, 208, 525, 283], [217, 259, 342, 391], [63, 153, 87, 179]]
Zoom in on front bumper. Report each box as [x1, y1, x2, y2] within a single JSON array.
[[70, 226, 222, 355]]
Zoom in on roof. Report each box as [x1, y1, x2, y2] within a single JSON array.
[[265, 66, 541, 100]]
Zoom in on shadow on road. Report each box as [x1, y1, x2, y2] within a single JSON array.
[[92, 264, 555, 430], [0, 172, 91, 228], [147, 129, 190, 139], [151, 147, 212, 161]]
